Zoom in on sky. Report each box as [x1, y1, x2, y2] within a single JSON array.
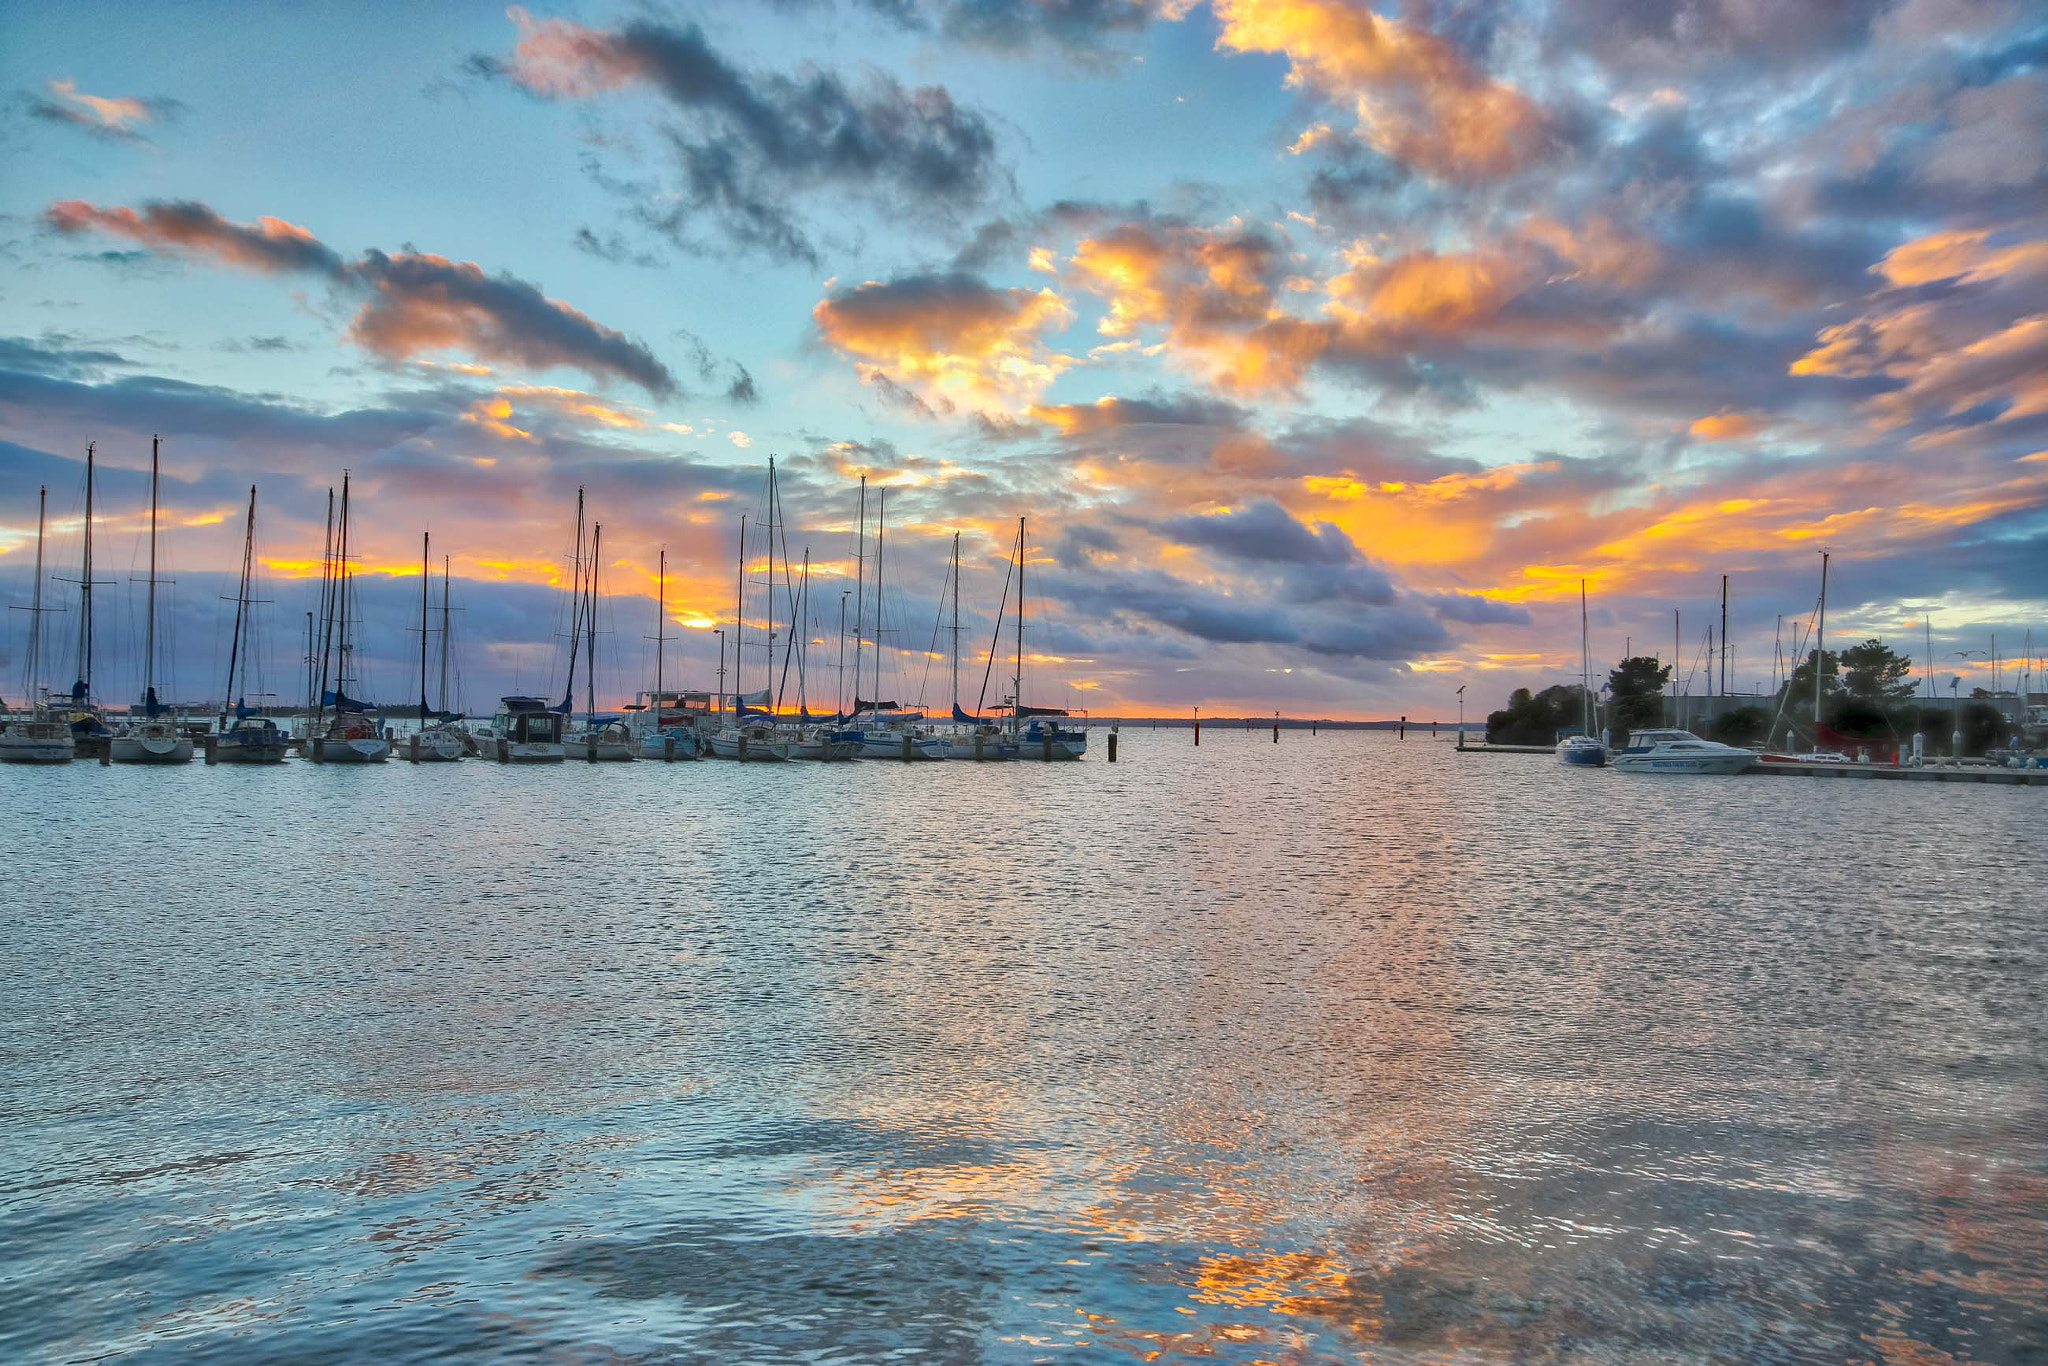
[[2, 0, 2045, 720]]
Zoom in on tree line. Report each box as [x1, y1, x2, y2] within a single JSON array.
[[1486, 639, 2016, 753]]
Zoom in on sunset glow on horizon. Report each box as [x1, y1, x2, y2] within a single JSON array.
[[4, 2, 2045, 717]]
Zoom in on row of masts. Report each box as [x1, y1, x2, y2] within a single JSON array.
[[720, 459, 1033, 724], [14, 446, 1052, 727]]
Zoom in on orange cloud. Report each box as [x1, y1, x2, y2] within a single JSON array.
[[813, 273, 1075, 414], [1212, 0, 1552, 180], [1689, 411, 1768, 441], [39, 79, 161, 135], [44, 199, 339, 274]]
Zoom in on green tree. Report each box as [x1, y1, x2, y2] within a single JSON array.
[[1606, 655, 1671, 741], [1709, 706, 1768, 746], [1486, 684, 1586, 745], [1777, 648, 1843, 711], [1839, 638, 1915, 701]]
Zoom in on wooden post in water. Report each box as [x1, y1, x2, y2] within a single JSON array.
[[1399, 715, 1406, 739], [1193, 706, 1200, 746], [1272, 711, 1279, 743], [1108, 728, 1118, 762], [203, 734, 217, 765]]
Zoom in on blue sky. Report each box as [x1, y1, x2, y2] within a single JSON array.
[[4, 0, 2046, 718]]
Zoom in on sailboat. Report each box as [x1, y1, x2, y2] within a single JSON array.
[[111, 436, 195, 764], [1003, 516, 1086, 760], [563, 520, 635, 760], [212, 485, 288, 763], [57, 443, 113, 758], [776, 548, 860, 760], [635, 547, 704, 759], [405, 533, 470, 761], [846, 485, 943, 760], [1556, 580, 1606, 767], [709, 505, 794, 761], [307, 471, 391, 763], [938, 531, 1016, 760], [1, 484, 76, 763]]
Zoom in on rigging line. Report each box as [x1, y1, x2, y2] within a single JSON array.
[[974, 537, 1017, 715], [916, 556, 947, 711]]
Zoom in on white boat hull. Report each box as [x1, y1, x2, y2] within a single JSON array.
[[856, 733, 945, 761], [400, 727, 472, 762], [707, 730, 793, 761], [214, 737, 288, 764], [311, 735, 391, 764], [0, 729, 75, 764], [1612, 751, 1755, 775], [637, 732, 702, 760], [110, 731, 195, 765], [938, 730, 1017, 760]]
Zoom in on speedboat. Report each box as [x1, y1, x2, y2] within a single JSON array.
[[1016, 717, 1087, 761], [0, 718, 75, 764], [1610, 728, 1756, 775], [1555, 733, 1607, 767], [111, 719, 195, 765], [471, 697, 567, 763], [214, 715, 289, 764]]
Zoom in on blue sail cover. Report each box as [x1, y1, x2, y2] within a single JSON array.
[[737, 704, 773, 719], [1017, 704, 1069, 717], [952, 704, 980, 723], [234, 697, 251, 720], [322, 688, 370, 714], [143, 686, 164, 718]]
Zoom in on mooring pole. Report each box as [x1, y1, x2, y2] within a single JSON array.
[[1193, 705, 1200, 746]]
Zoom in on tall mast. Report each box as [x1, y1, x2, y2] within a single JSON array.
[[951, 531, 961, 713], [586, 523, 602, 726], [143, 435, 160, 715], [312, 488, 334, 727], [655, 546, 666, 720], [765, 460, 779, 712], [560, 486, 585, 712], [75, 444, 97, 705], [875, 487, 887, 711], [1580, 578, 1592, 733], [835, 592, 847, 718], [1814, 550, 1829, 727], [221, 484, 257, 729], [338, 473, 354, 700], [316, 477, 346, 731], [733, 513, 747, 711], [438, 555, 452, 716], [418, 531, 431, 724], [1013, 517, 1025, 727], [20, 486, 48, 709], [852, 476, 865, 711], [1719, 574, 1729, 697]]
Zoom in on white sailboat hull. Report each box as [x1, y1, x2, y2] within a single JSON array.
[[707, 729, 793, 761], [0, 726, 75, 764], [856, 732, 944, 761], [110, 729, 194, 764], [402, 727, 471, 762], [311, 735, 391, 763]]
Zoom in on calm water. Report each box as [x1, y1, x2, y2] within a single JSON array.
[[3, 731, 2045, 1364]]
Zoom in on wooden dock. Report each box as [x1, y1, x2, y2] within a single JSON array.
[[1749, 760, 2048, 786], [1455, 743, 2047, 784]]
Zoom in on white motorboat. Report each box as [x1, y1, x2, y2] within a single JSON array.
[[1610, 728, 1757, 774], [0, 718, 75, 764], [472, 697, 568, 762]]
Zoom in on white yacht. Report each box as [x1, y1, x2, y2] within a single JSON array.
[[471, 697, 568, 763], [214, 715, 289, 764], [1610, 728, 1757, 775]]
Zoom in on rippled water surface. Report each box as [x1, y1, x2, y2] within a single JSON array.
[[4, 731, 2045, 1364]]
